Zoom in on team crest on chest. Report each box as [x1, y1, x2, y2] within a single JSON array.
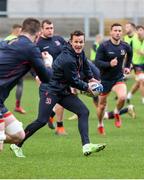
[[55, 40, 61, 46], [121, 49, 125, 55]]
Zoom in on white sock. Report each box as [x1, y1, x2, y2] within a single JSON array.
[[104, 112, 108, 119], [114, 108, 119, 114], [98, 121, 104, 127], [83, 143, 90, 148], [127, 92, 132, 99]]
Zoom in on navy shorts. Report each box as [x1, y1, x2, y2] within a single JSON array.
[[133, 64, 144, 74], [0, 101, 8, 117], [101, 77, 125, 95], [0, 88, 10, 117]]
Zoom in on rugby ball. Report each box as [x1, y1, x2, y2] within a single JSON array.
[[43, 54, 53, 67], [89, 82, 103, 96]]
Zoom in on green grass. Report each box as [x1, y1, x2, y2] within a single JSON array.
[[1, 78, 144, 179]]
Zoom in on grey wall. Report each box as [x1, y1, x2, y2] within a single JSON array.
[[7, 0, 144, 18]]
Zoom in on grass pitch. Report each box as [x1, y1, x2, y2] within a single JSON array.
[[1, 78, 144, 179]]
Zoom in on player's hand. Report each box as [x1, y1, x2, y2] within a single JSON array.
[[41, 51, 49, 58], [110, 57, 118, 67], [124, 68, 130, 74], [87, 82, 95, 96], [35, 76, 41, 86], [89, 78, 100, 83], [70, 87, 78, 95]]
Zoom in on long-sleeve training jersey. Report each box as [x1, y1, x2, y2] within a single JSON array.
[[47, 43, 93, 95], [0, 35, 50, 102], [37, 35, 66, 61], [95, 40, 132, 81]]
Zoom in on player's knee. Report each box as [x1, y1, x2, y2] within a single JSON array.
[[17, 131, 25, 142], [99, 103, 106, 111], [6, 120, 24, 133], [78, 107, 89, 118], [83, 108, 89, 116], [118, 95, 126, 102], [11, 131, 25, 143], [5, 120, 25, 143]]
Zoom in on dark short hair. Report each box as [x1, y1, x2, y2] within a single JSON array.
[[111, 23, 122, 30], [12, 24, 22, 29], [22, 18, 41, 35], [70, 30, 85, 41], [136, 25, 144, 30], [126, 22, 136, 28], [41, 19, 53, 27]]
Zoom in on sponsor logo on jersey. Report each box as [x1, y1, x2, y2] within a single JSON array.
[[43, 46, 49, 50], [108, 51, 115, 54]]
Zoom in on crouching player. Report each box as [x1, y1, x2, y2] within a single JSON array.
[[0, 18, 51, 154]]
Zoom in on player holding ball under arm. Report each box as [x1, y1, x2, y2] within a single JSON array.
[[11, 30, 106, 157]]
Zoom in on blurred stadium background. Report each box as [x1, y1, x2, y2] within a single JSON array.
[[1, 1, 144, 178], [0, 0, 144, 56]]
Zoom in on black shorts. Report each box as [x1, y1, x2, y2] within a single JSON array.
[[101, 77, 125, 95], [133, 64, 144, 74], [0, 102, 8, 117]]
